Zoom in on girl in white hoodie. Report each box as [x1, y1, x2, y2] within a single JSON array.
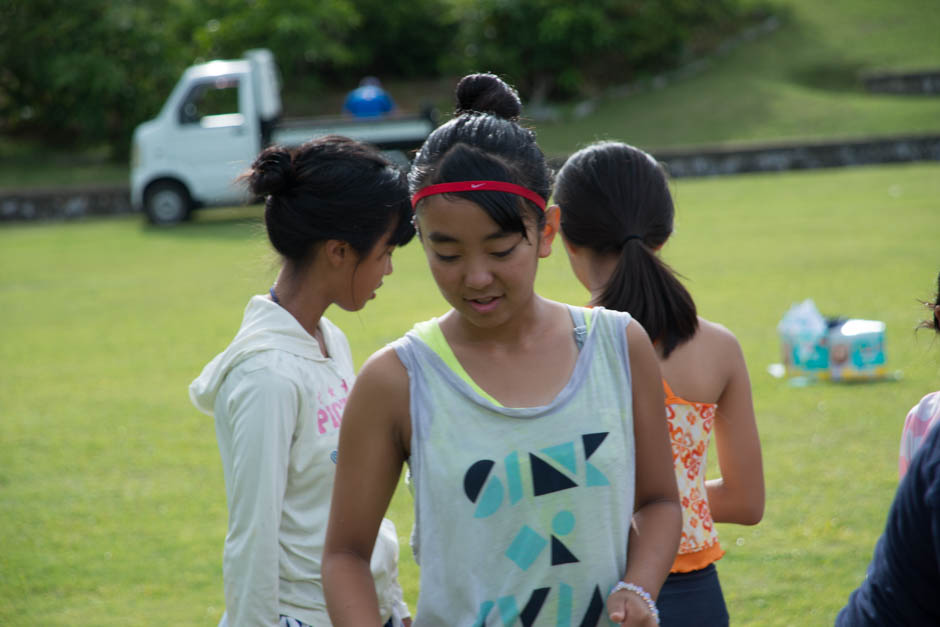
[[190, 136, 415, 627]]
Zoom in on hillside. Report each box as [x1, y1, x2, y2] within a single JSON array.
[[534, 0, 940, 156]]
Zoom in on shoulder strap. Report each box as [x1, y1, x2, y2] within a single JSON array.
[[662, 379, 685, 406], [412, 319, 502, 406], [568, 305, 592, 350], [662, 378, 674, 398], [662, 378, 710, 407]]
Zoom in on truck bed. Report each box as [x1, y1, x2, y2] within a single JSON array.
[[272, 113, 436, 151]]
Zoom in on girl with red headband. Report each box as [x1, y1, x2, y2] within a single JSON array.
[[553, 141, 765, 626], [323, 74, 681, 626]]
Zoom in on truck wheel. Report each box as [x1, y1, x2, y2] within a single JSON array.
[[144, 181, 191, 225]]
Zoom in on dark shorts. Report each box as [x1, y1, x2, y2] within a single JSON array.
[[657, 563, 729, 627]]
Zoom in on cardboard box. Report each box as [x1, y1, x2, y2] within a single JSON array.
[[777, 301, 886, 380], [779, 330, 829, 378], [778, 300, 830, 378], [828, 319, 887, 381]]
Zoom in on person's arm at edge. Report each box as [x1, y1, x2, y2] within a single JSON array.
[[324, 346, 410, 626], [609, 321, 682, 625], [706, 328, 765, 525]]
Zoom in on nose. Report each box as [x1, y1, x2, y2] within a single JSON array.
[[464, 257, 493, 290]]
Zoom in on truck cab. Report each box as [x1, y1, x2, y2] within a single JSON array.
[[131, 49, 434, 224]]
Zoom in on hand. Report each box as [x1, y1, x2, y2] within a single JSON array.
[[607, 589, 658, 626]]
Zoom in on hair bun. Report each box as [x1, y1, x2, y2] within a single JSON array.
[[455, 73, 522, 120], [248, 147, 293, 197]]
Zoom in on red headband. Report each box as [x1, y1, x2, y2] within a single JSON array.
[[411, 180, 547, 212]]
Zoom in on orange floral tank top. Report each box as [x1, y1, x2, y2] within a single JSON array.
[[664, 379, 725, 573]]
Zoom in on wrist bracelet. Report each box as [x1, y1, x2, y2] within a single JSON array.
[[609, 581, 660, 625]]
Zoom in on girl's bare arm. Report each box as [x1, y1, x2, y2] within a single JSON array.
[[609, 322, 682, 625], [707, 331, 764, 525], [323, 347, 411, 626]]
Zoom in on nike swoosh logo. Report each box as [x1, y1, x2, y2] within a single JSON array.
[[470, 183, 485, 188]]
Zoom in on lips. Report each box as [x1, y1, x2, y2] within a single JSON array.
[[466, 295, 502, 313]]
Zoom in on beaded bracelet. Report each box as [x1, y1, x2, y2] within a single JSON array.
[[609, 581, 660, 625]]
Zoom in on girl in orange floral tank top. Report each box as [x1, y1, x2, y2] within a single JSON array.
[[555, 141, 765, 626]]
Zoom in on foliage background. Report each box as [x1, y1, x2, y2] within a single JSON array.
[[0, 0, 749, 158]]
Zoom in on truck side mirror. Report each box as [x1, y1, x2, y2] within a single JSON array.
[[180, 102, 199, 125]]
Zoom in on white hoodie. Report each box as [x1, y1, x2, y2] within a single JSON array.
[[190, 295, 408, 626]]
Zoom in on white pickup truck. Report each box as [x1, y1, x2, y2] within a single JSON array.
[[131, 49, 436, 224]]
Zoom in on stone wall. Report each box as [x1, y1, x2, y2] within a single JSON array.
[[654, 134, 940, 178], [863, 70, 940, 95], [0, 185, 134, 223], [3, 134, 940, 222]]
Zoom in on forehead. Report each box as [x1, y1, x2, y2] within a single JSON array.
[[418, 195, 528, 242]]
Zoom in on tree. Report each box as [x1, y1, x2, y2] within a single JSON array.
[[0, 1, 195, 158], [341, 0, 458, 80], [185, 0, 360, 92], [448, 0, 745, 103], [0, 0, 364, 159]]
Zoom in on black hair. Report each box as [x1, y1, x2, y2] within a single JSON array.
[[409, 73, 552, 235], [555, 141, 697, 358], [245, 135, 414, 264], [919, 271, 940, 333]]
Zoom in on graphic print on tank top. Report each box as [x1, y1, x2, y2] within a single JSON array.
[[462, 432, 615, 625]]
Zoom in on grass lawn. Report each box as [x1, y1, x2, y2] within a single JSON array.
[[1, 161, 938, 625]]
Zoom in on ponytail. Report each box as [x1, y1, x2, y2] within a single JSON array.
[[555, 141, 697, 357], [600, 241, 697, 357]]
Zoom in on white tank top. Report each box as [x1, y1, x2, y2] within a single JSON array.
[[392, 306, 637, 626]]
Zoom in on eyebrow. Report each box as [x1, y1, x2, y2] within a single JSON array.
[[427, 230, 516, 244]]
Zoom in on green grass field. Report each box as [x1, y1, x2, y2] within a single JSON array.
[[2, 161, 938, 625]]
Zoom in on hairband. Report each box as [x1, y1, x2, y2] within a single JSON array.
[[621, 234, 644, 246], [411, 180, 547, 212]]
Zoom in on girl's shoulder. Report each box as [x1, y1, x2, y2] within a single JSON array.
[[908, 391, 940, 422], [661, 317, 746, 402], [360, 343, 410, 387], [575, 304, 634, 333], [690, 317, 742, 356], [347, 345, 411, 426]]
